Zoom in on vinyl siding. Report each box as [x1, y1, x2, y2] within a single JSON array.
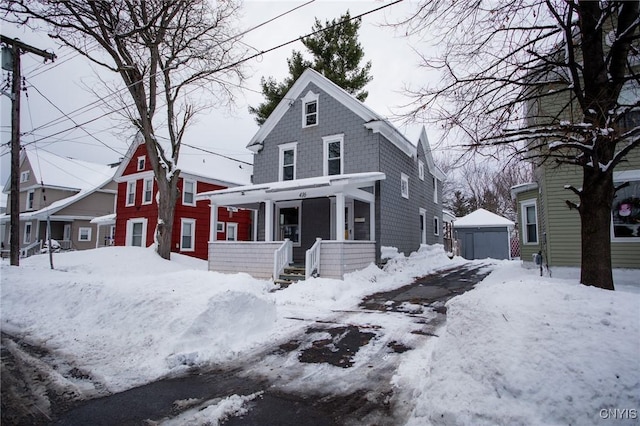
[[515, 188, 541, 263]]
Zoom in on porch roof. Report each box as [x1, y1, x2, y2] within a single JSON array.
[[196, 172, 385, 205]]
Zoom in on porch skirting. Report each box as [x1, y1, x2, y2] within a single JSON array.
[[207, 240, 376, 280]]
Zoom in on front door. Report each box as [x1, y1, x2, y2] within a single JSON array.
[[419, 208, 427, 245], [276, 201, 301, 245], [330, 199, 354, 240]]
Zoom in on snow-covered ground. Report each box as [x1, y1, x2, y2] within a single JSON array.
[[2, 246, 638, 425]]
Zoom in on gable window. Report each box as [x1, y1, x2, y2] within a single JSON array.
[[418, 160, 425, 181], [137, 156, 146, 171], [26, 189, 35, 210], [279, 143, 297, 181], [433, 177, 439, 204], [78, 227, 92, 242], [183, 179, 196, 206], [142, 178, 153, 204], [323, 134, 344, 176], [434, 216, 440, 236], [24, 222, 32, 244], [126, 181, 136, 206], [301, 91, 319, 128], [180, 218, 195, 251], [612, 170, 640, 240], [401, 173, 409, 199], [20, 171, 30, 183], [521, 200, 538, 244]]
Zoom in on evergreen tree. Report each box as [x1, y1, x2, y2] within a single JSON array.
[[249, 11, 372, 125]]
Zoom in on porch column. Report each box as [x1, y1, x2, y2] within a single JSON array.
[[209, 202, 218, 242], [265, 199, 273, 242], [369, 201, 376, 241], [336, 192, 345, 242]]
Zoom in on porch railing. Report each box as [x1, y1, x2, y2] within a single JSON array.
[[273, 239, 292, 279], [305, 238, 322, 279], [20, 240, 42, 258]]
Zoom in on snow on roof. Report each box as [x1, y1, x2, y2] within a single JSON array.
[[90, 213, 116, 225], [25, 149, 115, 191], [176, 146, 253, 186], [454, 208, 515, 228]]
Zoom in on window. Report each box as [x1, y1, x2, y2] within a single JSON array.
[[108, 225, 115, 245], [521, 200, 538, 244], [26, 190, 35, 210], [279, 143, 297, 181], [20, 171, 30, 183], [323, 134, 344, 176], [78, 227, 92, 242], [142, 178, 153, 204], [217, 222, 225, 233], [126, 218, 147, 247], [418, 160, 425, 181], [433, 177, 439, 204], [226, 223, 238, 241], [137, 156, 146, 171], [434, 216, 440, 236], [23, 222, 32, 244], [301, 91, 319, 127], [126, 181, 136, 206], [180, 219, 195, 251], [612, 170, 640, 240], [401, 173, 409, 199], [183, 179, 196, 206]]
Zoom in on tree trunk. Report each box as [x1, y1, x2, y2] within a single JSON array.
[[154, 174, 180, 260], [579, 167, 615, 290]]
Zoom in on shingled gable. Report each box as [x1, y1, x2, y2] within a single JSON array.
[[246, 68, 417, 157]]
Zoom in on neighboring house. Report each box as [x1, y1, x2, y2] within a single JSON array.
[[511, 56, 640, 270], [198, 68, 446, 280], [1, 149, 117, 256], [453, 208, 515, 260], [113, 135, 253, 260]]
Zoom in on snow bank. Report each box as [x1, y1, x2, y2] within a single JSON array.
[[398, 262, 640, 426]]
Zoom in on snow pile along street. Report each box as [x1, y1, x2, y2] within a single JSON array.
[[1, 245, 638, 424]]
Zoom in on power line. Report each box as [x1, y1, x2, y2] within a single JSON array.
[[181, 142, 252, 166]]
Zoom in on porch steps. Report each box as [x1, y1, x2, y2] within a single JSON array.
[[275, 264, 306, 286]]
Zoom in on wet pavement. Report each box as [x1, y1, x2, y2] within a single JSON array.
[[1, 262, 492, 425]]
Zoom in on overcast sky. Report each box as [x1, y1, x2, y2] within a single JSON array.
[[1, 0, 442, 185]]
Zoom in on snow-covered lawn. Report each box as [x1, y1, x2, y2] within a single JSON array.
[[1, 246, 638, 425]]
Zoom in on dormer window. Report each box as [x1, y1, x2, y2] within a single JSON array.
[[137, 156, 146, 171], [301, 91, 319, 128]]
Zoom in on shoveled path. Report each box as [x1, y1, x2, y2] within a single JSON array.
[[1, 262, 492, 425]]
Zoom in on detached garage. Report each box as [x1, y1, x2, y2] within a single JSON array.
[[454, 208, 515, 260]]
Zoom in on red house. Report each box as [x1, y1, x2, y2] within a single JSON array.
[[113, 135, 253, 259]]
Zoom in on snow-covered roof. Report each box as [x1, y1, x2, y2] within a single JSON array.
[[17, 149, 115, 192], [114, 133, 253, 187], [454, 208, 515, 228], [90, 213, 116, 225]]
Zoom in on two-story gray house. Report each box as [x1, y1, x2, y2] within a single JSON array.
[[198, 68, 445, 280]]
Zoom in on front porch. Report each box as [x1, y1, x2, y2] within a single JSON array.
[[197, 172, 385, 280]]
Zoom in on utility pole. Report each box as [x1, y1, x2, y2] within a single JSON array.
[[1, 35, 55, 266]]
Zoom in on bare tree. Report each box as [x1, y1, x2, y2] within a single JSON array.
[[2, 0, 245, 260], [397, 1, 639, 290]]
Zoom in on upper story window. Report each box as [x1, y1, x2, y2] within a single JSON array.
[[20, 171, 30, 183], [126, 181, 136, 206], [418, 160, 425, 181], [279, 142, 297, 181], [611, 170, 640, 240], [142, 178, 153, 205], [137, 156, 146, 171], [183, 179, 196, 206], [323, 134, 344, 176], [301, 91, 319, 128], [26, 190, 35, 210], [401, 173, 409, 199], [433, 177, 439, 204], [521, 200, 538, 244]]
